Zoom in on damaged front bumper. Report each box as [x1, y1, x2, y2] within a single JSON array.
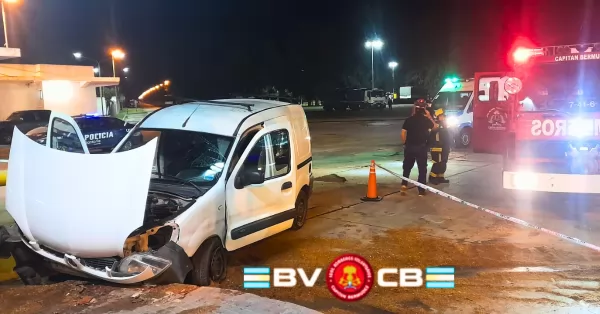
[[20, 238, 193, 284]]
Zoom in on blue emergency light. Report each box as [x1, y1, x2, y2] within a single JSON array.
[[84, 113, 101, 118]]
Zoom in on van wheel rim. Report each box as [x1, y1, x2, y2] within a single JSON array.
[[462, 134, 470, 145], [210, 247, 225, 281], [296, 198, 307, 227]]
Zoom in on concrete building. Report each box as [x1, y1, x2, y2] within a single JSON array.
[[0, 62, 119, 119]]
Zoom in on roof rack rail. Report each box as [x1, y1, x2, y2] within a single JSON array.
[[174, 98, 254, 111]]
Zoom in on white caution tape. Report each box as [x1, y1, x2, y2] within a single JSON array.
[[375, 163, 600, 253]]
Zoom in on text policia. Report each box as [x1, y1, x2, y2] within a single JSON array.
[[243, 254, 455, 302]]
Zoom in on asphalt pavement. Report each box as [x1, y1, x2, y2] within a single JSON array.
[[2, 106, 600, 313]]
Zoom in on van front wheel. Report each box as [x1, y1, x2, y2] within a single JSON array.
[[291, 191, 308, 230], [189, 237, 227, 286]]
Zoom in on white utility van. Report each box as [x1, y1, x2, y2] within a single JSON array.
[[5, 99, 313, 286], [431, 79, 474, 147]]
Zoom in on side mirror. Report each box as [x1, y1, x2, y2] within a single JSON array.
[[238, 167, 265, 187]]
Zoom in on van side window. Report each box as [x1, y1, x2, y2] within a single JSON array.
[[50, 118, 85, 154], [466, 102, 473, 113], [242, 136, 267, 176], [227, 129, 259, 179], [268, 129, 291, 178]]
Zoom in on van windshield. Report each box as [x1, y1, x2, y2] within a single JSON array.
[[119, 128, 233, 186], [432, 91, 472, 111]]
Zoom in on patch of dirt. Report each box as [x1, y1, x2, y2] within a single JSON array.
[[0, 281, 203, 314], [315, 174, 348, 183], [1, 228, 599, 313], [219, 227, 600, 313]]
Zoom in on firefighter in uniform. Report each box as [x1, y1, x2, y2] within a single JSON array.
[[401, 99, 438, 196], [428, 108, 451, 184]]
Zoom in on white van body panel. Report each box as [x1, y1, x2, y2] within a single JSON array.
[[6, 126, 157, 258], [224, 115, 297, 251], [9, 99, 312, 284], [172, 181, 226, 256]]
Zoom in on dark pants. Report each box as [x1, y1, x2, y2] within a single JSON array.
[[388, 100, 393, 109], [402, 145, 428, 193], [430, 148, 450, 178]]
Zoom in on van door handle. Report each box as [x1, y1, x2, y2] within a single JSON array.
[[281, 181, 292, 190]]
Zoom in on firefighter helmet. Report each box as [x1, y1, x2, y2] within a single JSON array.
[[414, 98, 427, 108]]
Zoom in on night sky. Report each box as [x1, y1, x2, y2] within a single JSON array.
[[5, 0, 600, 99]]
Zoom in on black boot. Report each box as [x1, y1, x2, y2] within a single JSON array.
[[428, 175, 439, 185], [438, 176, 449, 183]]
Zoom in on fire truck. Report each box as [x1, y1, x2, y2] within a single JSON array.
[[472, 42, 600, 193]]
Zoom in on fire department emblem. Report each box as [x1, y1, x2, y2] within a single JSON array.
[[486, 107, 508, 131], [326, 254, 374, 302]]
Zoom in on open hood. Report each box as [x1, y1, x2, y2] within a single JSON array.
[[6, 129, 157, 258]]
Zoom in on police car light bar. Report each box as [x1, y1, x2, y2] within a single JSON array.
[[84, 113, 101, 117]]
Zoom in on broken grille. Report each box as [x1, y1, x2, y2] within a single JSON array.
[[80, 257, 118, 270]]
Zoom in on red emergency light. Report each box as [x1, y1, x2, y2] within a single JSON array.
[[512, 47, 544, 64], [513, 47, 532, 63]]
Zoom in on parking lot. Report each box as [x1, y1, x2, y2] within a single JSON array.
[[1, 107, 600, 313]]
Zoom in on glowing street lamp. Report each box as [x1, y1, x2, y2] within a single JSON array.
[[388, 61, 398, 93], [2, 0, 18, 48], [123, 67, 129, 73], [365, 39, 384, 89], [93, 67, 99, 74], [110, 49, 125, 77]]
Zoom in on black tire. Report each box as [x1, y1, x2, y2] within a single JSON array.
[[458, 127, 472, 147], [291, 190, 308, 230], [2, 134, 11, 145], [122, 140, 133, 150], [349, 104, 360, 111], [11, 243, 52, 285], [189, 237, 227, 286]]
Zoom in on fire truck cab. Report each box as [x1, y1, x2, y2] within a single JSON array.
[[472, 42, 600, 193]]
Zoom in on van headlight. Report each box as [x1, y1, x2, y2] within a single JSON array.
[[117, 253, 171, 275], [446, 116, 459, 128], [512, 171, 538, 190]]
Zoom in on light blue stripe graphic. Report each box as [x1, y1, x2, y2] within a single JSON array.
[[426, 282, 455, 288], [243, 282, 271, 289], [426, 267, 455, 274], [243, 267, 271, 274]]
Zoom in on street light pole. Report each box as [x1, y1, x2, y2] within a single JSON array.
[[2, 1, 10, 48], [388, 61, 398, 94], [111, 56, 116, 77], [371, 46, 374, 90], [365, 39, 383, 90], [110, 49, 125, 113]]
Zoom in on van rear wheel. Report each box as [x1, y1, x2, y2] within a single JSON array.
[[458, 128, 472, 147], [189, 237, 227, 286], [291, 191, 308, 230]]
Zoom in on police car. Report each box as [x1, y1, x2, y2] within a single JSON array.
[[26, 114, 142, 153]]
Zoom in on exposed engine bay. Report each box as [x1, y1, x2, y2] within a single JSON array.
[[145, 192, 194, 224], [123, 192, 195, 256]]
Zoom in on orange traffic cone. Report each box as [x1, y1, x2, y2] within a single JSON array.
[[361, 160, 382, 202]]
